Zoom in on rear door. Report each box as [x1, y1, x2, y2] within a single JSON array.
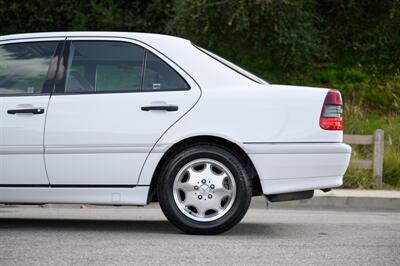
[[44, 37, 200, 185], [0, 39, 62, 184]]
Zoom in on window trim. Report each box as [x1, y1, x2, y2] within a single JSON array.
[[53, 39, 191, 95], [193, 43, 268, 85], [0, 39, 64, 97]]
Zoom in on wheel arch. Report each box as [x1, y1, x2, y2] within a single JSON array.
[[147, 135, 262, 203]]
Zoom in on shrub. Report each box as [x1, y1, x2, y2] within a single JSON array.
[[168, 0, 323, 71]]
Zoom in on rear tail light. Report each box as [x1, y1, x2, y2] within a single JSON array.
[[320, 90, 343, 130]]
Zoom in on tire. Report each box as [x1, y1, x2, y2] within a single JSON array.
[[157, 144, 252, 235]]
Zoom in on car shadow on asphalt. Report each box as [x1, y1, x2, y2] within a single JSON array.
[[0, 218, 293, 236], [0, 218, 180, 234]]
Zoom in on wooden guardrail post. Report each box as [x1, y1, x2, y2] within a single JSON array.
[[343, 129, 384, 189], [373, 129, 384, 189]]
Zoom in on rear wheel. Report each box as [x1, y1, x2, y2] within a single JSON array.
[[158, 144, 252, 234]]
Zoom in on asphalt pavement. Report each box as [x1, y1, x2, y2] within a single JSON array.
[[0, 204, 399, 265]]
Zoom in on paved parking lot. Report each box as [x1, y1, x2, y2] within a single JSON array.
[[0, 204, 399, 265]]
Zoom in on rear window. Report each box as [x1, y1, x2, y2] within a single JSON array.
[[193, 44, 268, 85]]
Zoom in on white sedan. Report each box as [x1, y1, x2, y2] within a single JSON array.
[[0, 32, 351, 234]]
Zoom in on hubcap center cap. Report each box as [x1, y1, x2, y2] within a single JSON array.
[[199, 184, 210, 195]]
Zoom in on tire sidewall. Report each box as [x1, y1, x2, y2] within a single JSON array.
[[158, 145, 251, 234]]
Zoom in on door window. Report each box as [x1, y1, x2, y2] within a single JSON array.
[[65, 41, 145, 93], [0, 42, 58, 95], [143, 51, 190, 91]]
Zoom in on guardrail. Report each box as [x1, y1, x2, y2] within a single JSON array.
[[344, 129, 384, 189]]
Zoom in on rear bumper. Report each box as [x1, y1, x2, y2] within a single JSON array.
[[243, 143, 351, 195]]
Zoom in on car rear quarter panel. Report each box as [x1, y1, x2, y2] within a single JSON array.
[[154, 84, 341, 145], [138, 84, 349, 188]]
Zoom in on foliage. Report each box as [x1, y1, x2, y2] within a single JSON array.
[[316, 0, 400, 71], [168, 0, 323, 70], [0, 0, 172, 34]]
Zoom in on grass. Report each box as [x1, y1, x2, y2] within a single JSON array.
[[343, 107, 400, 189]]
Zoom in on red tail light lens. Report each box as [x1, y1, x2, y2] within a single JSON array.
[[320, 90, 343, 130]]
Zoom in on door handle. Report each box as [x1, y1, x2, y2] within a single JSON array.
[[141, 105, 178, 112], [7, 108, 45, 115]]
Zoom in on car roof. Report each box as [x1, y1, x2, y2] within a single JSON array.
[[0, 31, 188, 43]]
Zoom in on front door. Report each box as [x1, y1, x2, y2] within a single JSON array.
[[0, 40, 62, 184], [44, 38, 200, 185]]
